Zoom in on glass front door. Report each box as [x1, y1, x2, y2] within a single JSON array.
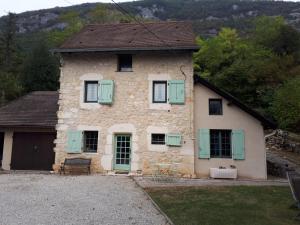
[[114, 134, 131, 171]]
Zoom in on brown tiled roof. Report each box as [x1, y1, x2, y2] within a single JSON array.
[[54, 21, 198, 52], [0, 91, 58, 129]]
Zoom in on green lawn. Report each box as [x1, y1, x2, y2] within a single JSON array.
[[146, 186, 299, 225]]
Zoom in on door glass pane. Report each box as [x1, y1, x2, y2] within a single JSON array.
[[115, 135, 131, 167]]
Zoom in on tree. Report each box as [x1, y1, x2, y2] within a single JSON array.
[[272, 76, 300, 132], [253, 16, 300, 56], [47, 11, 85, 47], [88, 4, 133, 24], [0, 12, 21, 72], [193, 28, 281, 111], [0, 12, 23, 105], [22, 41, 59, 92], [0, 71, 22, 106]]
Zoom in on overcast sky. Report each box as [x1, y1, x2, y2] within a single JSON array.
[[0, 0, 298, 17]]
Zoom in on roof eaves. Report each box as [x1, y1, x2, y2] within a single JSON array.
[[194, 75, 277, 129], [0, 124, 56, 129], [52, 46, 199, 53]]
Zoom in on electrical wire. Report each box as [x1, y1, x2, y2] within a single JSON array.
[[110, 0, 193, 135], [110, 0, 175, 50], [110, 0, 190, 80]]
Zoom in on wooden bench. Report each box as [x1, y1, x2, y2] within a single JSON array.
[[60, 158, 91, 175]]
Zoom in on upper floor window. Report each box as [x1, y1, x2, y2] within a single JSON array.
[[83, 131, 98, 153], [85, 81, 98, 103], [210, 129, 231, 158], [153, 81, 167, 103], [209, 99, 222, 115], [118, 54, 132, 72]]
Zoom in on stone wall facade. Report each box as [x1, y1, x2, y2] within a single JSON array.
[[54, 51, 195, 177]]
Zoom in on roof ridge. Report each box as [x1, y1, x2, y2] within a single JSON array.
[[85, 21, 192, 27], [56, 20, 197, 53]]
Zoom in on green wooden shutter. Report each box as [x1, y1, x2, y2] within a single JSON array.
[[98, 80, 114, 104], [199, 129, 210, 159], [166, 134, 182, 146], [168, 80, 185, 104], [66, 130, 82, 153], [232, 130, 245, 160]]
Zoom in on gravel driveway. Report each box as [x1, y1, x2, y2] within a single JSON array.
[[0, 174, 168, 225]]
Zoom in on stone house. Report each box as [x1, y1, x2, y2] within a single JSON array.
[[51, 21, 275, 179], [0, 21, 275, 179]]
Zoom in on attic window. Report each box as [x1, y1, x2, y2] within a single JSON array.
[[209, 99, 223, 115], [118, 54, 132, 72]]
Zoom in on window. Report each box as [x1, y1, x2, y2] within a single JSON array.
[[210, 130, 231, 158], [118, 54, 132, 72], [83, 131, 98, 153], [85, 81, 98, 103], [153, 81, 167, 103], [209, 99, 223, 115], [151, 134, 166, 145]]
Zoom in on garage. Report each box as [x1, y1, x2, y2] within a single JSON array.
[[0, 91, 58, 171], [11, 132, 56, 170]]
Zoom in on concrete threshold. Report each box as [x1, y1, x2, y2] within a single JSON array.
[[0, 170, 53, 175], [133, 176, 289, 188]]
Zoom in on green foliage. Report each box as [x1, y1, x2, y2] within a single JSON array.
[[47, 5, 138, 47], [87, 4, 134, 24], [47, 11, 84, 47], [253, 16, 300, 56], [22, 41, 59, 92], [194, 27, 282, 110], [194, 16, 300, 131], [0, 13, 23, 73], [0, 13, 23, 105], [272, 76, 300, 132], [0, 4, 299, 132], [0, 72, 22, 106]]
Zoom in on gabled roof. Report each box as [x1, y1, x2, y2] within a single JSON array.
[[53, 21, 198, 53], [194, 75, 276, 129], [0, 91, 58, 129]]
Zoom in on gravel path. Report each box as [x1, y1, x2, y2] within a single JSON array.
[[0, 174, 168, 225]]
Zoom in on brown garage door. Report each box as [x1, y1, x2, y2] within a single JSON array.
[[11, 132, 56, 170]]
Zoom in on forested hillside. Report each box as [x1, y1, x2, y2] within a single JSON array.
[[0, 0, 299, 131], [2, 0, 300, 37]]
